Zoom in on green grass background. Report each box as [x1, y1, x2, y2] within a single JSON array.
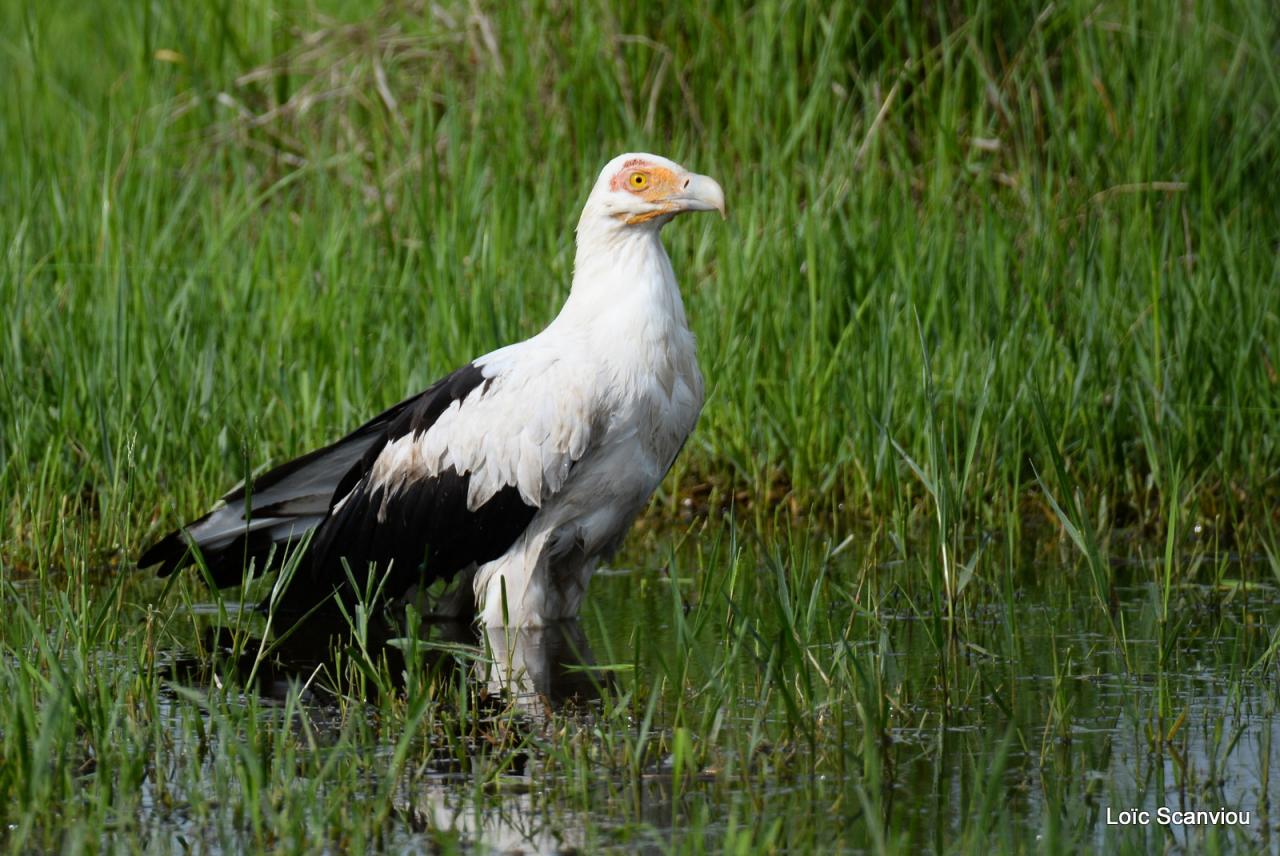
[[4, 0, 1278, 575], [2, 1, 1280, 852]]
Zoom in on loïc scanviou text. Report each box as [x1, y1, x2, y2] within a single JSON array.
[[1106, 807, 1251, 826]]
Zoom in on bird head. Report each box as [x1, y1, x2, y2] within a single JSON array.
[[580, 153, 726, 232]]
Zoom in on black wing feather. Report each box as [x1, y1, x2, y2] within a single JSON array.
[[279, 467, 536, 615], [140, 362, 536, 614]]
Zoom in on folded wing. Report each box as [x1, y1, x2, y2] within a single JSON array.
[[140, 355, 592, 615]]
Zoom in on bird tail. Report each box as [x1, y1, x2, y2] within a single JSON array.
[[137, 394, 419, 588]]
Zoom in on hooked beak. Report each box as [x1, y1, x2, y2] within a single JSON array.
[[672, 173, 727, 219]]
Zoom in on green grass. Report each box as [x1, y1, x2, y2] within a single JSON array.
[[2, 0, 1280, 852]]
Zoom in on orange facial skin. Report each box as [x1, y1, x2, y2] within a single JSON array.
[[610, 160, 685, 223]]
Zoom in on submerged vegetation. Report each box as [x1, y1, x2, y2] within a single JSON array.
[[2, 0, 1279, 852]]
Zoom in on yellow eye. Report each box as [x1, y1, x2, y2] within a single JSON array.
[[629, 172, 649, 190]]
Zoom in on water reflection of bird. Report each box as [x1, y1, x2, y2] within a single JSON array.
[[140, 153, 724, 627]]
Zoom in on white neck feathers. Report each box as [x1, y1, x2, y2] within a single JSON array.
[[554, 213, 688, 336]]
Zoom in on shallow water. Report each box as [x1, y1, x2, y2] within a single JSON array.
[[138, 538, 1280, 854]]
